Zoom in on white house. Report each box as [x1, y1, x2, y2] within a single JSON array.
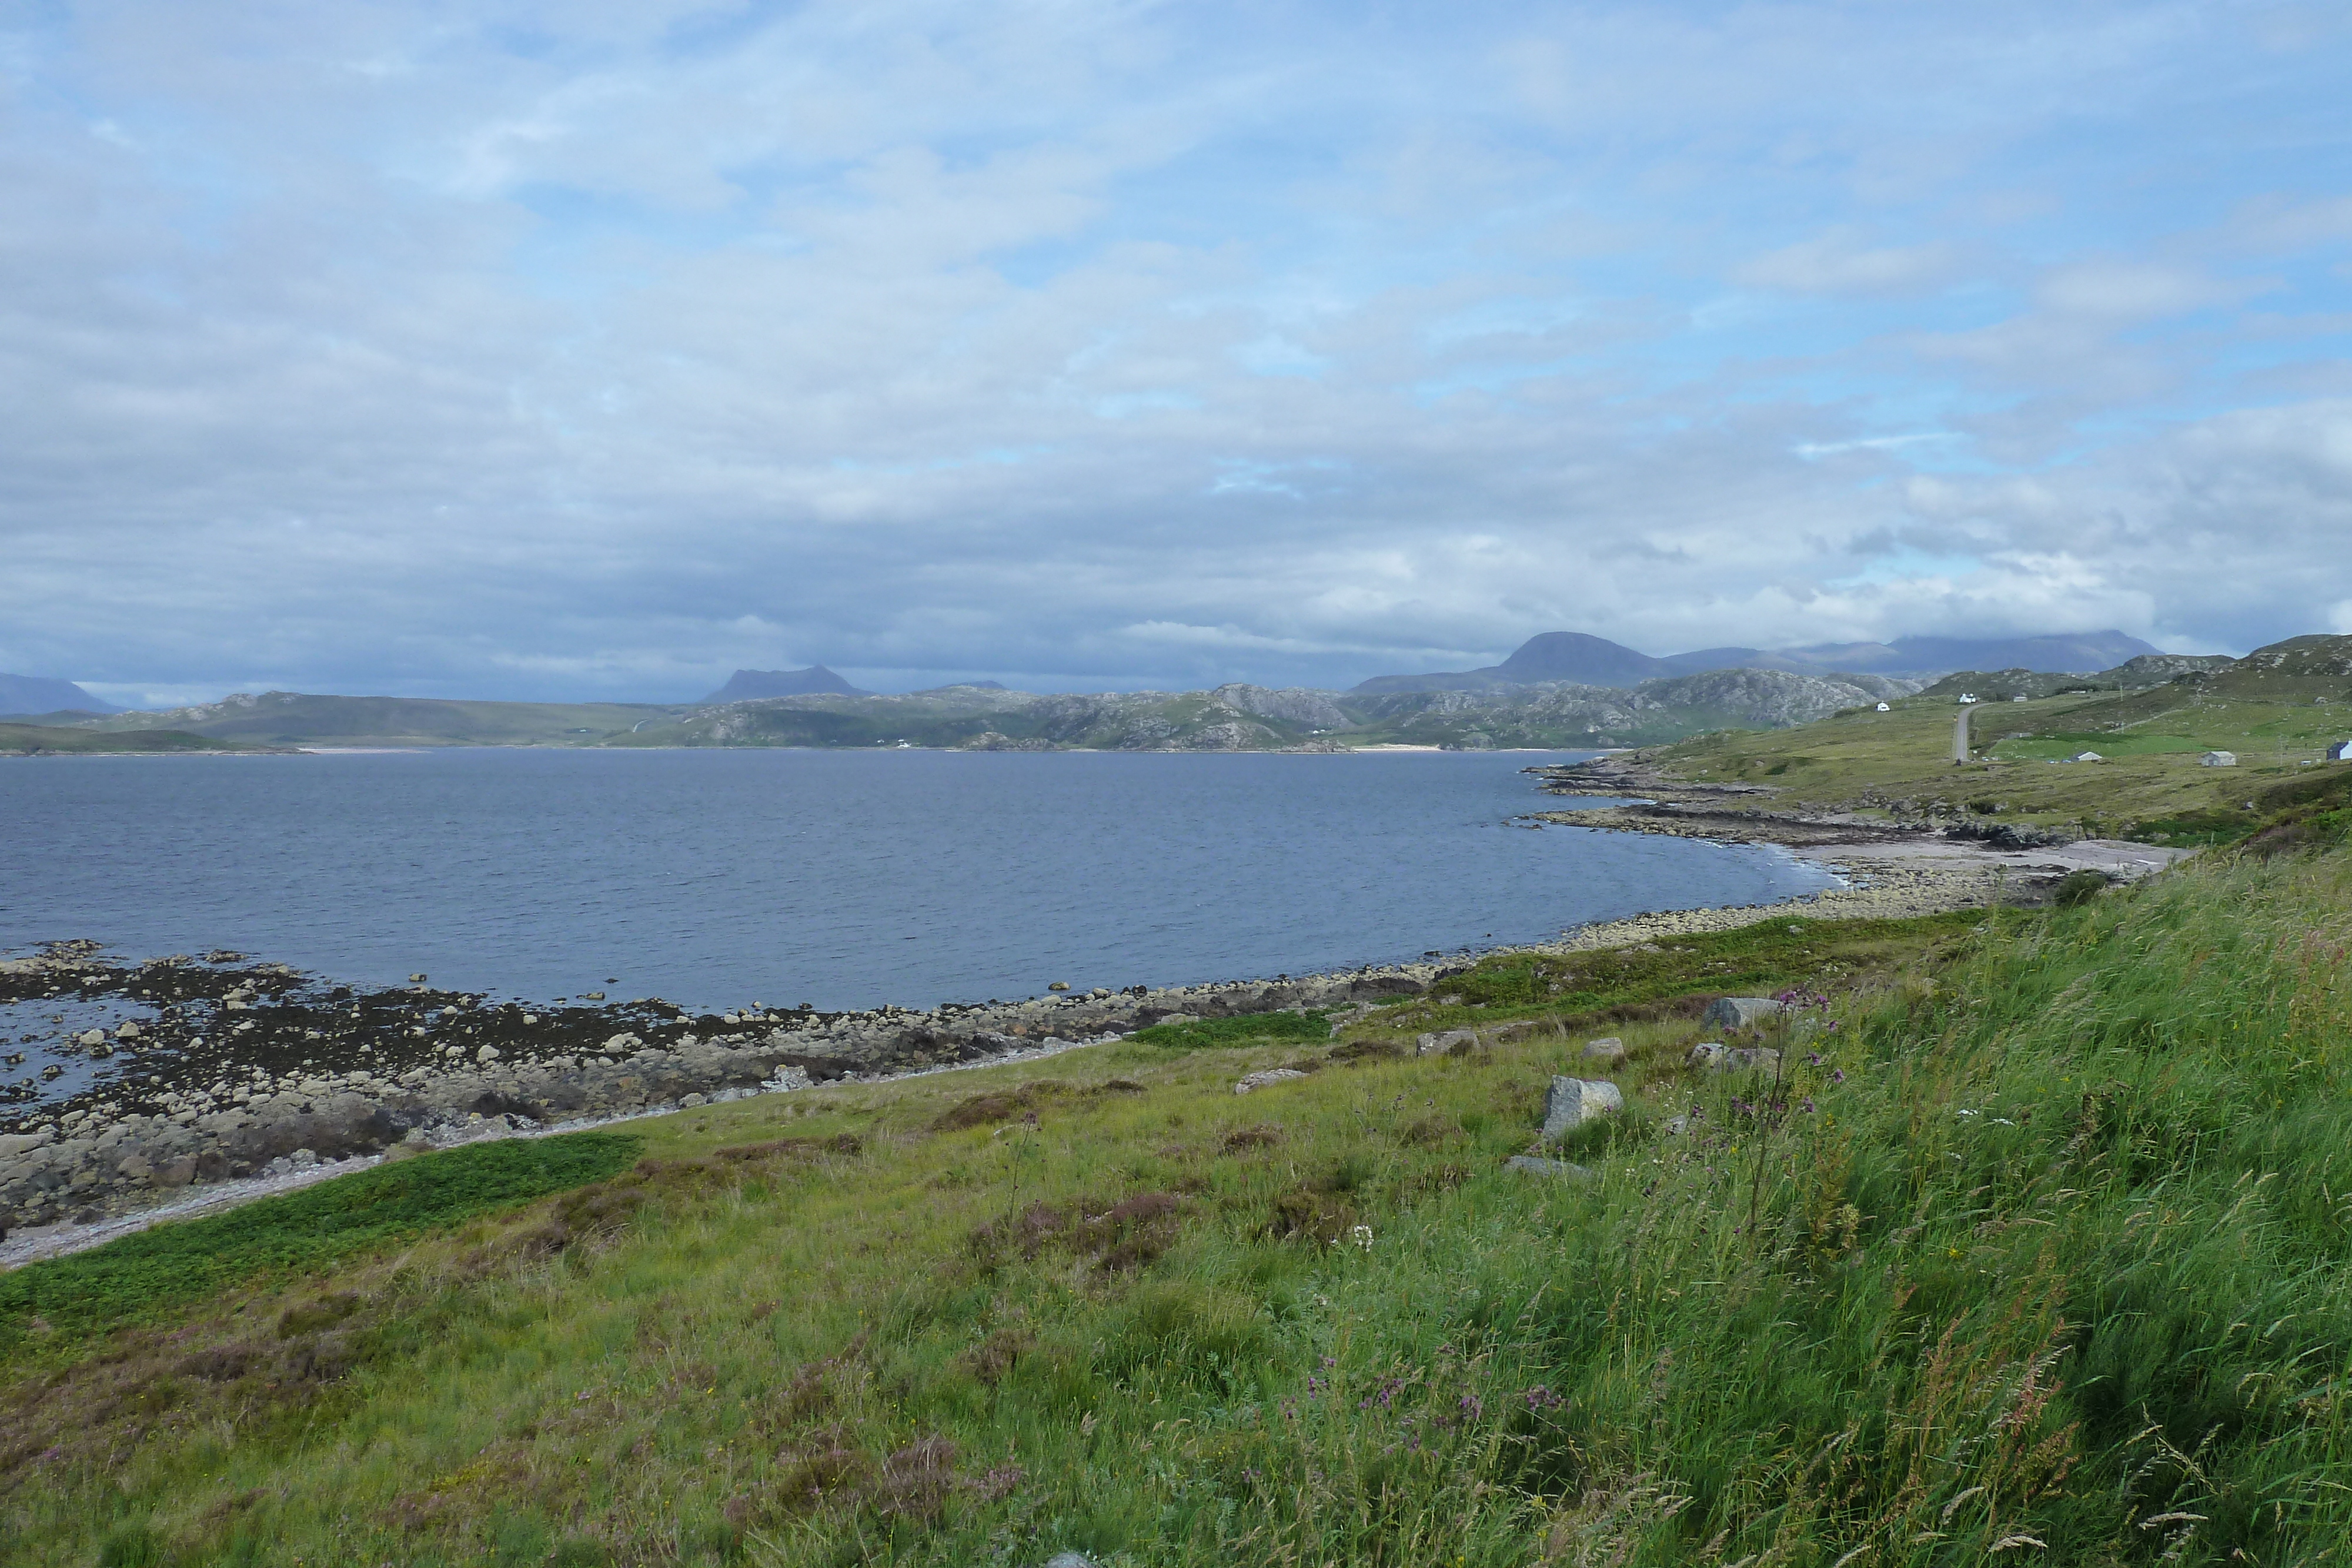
[[1875, 702, 1890, 713], [2329, 740, 2352, 761], [2201, 750, 2238, 767], [2072, 751, 2104, 763]]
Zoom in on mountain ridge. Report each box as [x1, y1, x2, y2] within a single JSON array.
[[1354, 629, 2163, 693], [702, 666, 870, 701]]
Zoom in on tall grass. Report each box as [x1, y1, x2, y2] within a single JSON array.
[[6, 857, 2352, 1566]]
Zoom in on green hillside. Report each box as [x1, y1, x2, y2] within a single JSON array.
[[6, 833, 2352, 1564], [1630, 635, 2352, 840], [71, 693, 689, 748]]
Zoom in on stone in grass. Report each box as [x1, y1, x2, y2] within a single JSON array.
[[1044, 1554, 1098, 1568], [1416, 1028, 1480, 1056], [1703, 997, 1783, 1029], [1541, 1076, 1623, 1140], [1581, 1037, 1626, 1064], [1686, 1042, 1780, 1072], [1506, 1155, 1593, 1179], [1234, 1068, 1311, 1095]]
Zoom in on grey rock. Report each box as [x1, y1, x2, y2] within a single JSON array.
[[1541, 1076, 1623, 1140], [1506, 1155, 1592, 1179], [1703, 997, 1783, 1029], [1416, 1028, 1480, 1057], [1581, 1037, 1626, 1064], [1044, 1554, 1098, 1568], [1234, 1068, 1310, 1095]]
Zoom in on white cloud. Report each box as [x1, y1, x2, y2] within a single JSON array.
[[1736, 232, 1962, 297], [2034, 260, 2260, 320]]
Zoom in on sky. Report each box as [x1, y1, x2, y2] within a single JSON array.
[[5, 1, 2352, 706]]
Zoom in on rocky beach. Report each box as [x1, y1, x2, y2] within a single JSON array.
[[0, 941, 1438, 1247]]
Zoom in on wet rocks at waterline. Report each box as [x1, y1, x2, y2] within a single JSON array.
[[0, 941, 1430, 1233]]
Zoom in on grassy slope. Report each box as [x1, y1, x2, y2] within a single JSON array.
[[8, 864, 2352, 1567], [0, 723, 270, 755], [1645, 675, 2352, 835]]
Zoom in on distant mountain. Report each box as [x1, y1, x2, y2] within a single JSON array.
[[701, 666, 870, 702], [1353, 630, 2166, 692], [1801, 632, 2161, 676], [1353, 633, 1672, 693], [0, 672, 119, 717]]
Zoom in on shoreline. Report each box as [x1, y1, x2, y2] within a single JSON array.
[[1, 786, 2190, 1262]]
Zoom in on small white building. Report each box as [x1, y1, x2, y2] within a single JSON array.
[[2072, 751, 2103, 763], [2329, 740, 2352, 761], [1875, 702, 1890, 712], [2201, 750, 2238, 767]]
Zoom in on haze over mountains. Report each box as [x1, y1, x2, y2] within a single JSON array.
[[0, 628, 2171, 736], [1352, 630, 2163, 694], [9, 626, 2264, 756]]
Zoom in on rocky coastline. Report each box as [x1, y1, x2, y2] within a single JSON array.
[[4, 747, 2197, 1252], [0, 942, 1430, 1242]]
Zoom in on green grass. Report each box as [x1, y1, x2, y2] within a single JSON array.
[[1400, 910, 1984, 1027], [1986, 730, 2206, 761], [9, 858, 2352, 1564], [0, 1132, 639, 1355], [1125, 1010, 1332, 1049]]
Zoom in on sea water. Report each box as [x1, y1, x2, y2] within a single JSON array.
[[0, 747, 1836, 1011]]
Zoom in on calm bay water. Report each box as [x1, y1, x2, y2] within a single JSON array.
[[0, 748, 1836, 1010]]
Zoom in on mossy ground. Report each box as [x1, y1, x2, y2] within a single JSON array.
[[7, 851, 2352, 1566]]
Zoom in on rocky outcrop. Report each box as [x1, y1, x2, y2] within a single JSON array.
[[1211, 684, 1351, 730]]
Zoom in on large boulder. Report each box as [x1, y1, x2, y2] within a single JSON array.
[[1541, 1076, 1623, 1140], [1703, 997, 1784, 1029]]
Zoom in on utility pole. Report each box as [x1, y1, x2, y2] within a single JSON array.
[[1952, 704, 1970, 764]]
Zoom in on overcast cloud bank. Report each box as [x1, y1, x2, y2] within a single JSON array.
[[5, 1, 2351, 705]]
